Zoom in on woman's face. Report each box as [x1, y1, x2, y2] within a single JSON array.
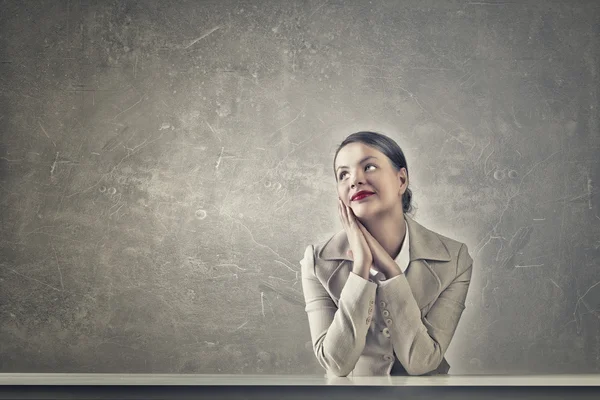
[[334, 142, 408, 220]]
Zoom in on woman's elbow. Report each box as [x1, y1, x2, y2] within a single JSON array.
[[324, 364, 353, 377], [314, 348, 355, 377], [403, 363, 436, 376], [404, 365, 429, 376], [404, 352, 444, 376], [316, 355, 354, 377]]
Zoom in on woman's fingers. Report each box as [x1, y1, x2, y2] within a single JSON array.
[[357, 221, 399, 275], [337, 205, 373, 275], [340, 199, 353, 229], [338, 199, 347, 228], [357, 222, 378, 256], [346, 203, 356, 226], [338, 200, 373, 268], [345, 205, 353, 226]]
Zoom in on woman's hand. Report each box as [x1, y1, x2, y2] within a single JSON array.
[[338, 199, 372, 280], [356, 222, 402, 279]]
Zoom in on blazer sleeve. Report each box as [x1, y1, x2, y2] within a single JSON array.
[[300, 245, 377, 377], [377, 243, 473, 375]]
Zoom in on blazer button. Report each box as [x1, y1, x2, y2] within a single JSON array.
[[382, 327, 391, 338], [385, 318, 392, 326], [380, 301, 386, 308], [382, 310, 390, 317], [366, 317, 371, 325], [383, 355, 393, 362]]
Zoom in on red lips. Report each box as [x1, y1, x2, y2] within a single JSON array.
[[351, 190, 375, 201]]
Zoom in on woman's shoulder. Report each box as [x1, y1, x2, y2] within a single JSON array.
[[300, 231, 347, 281], [314, 229, 348, 261], [430, 228, 466, 251], [406, 215, 470, 259], [301, 230, 347, 265]]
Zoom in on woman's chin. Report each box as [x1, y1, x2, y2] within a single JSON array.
[[351, 204, 375, 220], [353, 204, 393, 221]]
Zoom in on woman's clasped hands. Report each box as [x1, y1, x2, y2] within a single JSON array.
[[338, 199, 401, 280], [338, 198, 373, 279]]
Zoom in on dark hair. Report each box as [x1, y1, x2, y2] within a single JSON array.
[[333, 131, 413, 214]]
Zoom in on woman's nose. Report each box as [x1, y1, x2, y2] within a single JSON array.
[[350, 172, 364, 188]]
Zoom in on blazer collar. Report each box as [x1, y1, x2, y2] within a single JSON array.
[[318, 214, 451, 263]]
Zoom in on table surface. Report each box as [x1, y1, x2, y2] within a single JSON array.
[[0, 374, 599, 386]]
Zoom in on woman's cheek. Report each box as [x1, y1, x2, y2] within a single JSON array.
[[337, 187, 345, 201]]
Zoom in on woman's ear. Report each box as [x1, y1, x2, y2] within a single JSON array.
[[397, 168, 408, 189]]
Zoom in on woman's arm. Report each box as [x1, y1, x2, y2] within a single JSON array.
[[378, 244, 473, 375], [300, 245, 377, 377]]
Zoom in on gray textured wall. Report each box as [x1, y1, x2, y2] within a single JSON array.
[[0, 0, 599, 374]]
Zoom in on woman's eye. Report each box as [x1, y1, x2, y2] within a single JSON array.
[[338, 165, 375, 180]]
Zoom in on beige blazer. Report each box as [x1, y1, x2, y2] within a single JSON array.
[[300, 214, 473, 377]]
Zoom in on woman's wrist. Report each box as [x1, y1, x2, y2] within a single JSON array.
[[384, 267, 401, 279], [377, 261, 401, 279], [352, 263, 372, 280]]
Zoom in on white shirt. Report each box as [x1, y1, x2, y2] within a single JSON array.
[[369, 219, 410, 282]]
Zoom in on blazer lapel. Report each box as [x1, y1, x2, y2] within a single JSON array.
[[404, 215, 452, 308], [318, 215, 452, 308], [316, 230, 351, 302], [405, 215, 451, 264]]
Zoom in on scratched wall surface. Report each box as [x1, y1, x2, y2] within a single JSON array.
[[0, 0, 599, 374]]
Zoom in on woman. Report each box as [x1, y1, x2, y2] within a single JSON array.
[[300, 131, 473, 377]]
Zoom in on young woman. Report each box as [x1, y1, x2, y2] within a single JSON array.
[[300, 131, 474, 377]]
